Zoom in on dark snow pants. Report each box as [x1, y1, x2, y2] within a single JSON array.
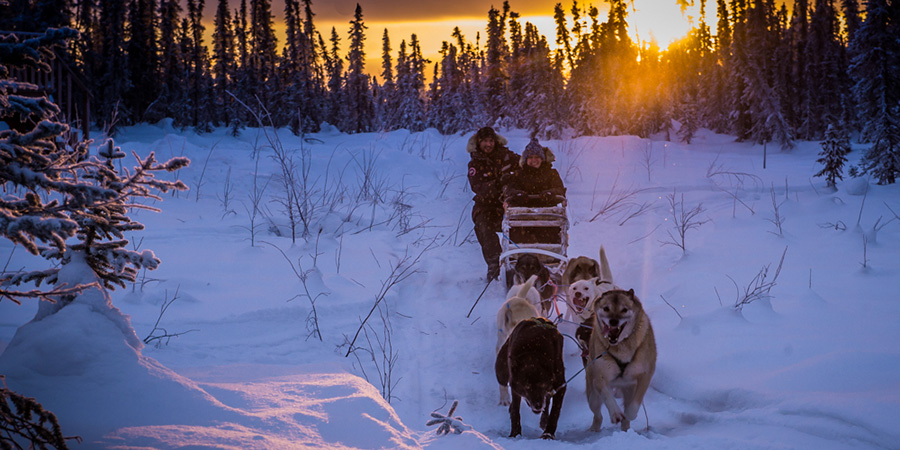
[[472, 201, 504, 270]]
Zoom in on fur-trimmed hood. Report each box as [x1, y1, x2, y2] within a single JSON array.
[[467, 130, 509, 154]]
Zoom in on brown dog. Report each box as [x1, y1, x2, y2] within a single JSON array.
[[561, 255, 600, 288], [513, 253, 554, 315], [585, 289, 656, 432], [495, 317, 567, 439]]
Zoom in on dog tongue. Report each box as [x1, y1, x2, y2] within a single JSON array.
[[607, 325, 622, 343]]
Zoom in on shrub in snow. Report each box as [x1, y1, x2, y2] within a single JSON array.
[[426, 400, 472, 435]]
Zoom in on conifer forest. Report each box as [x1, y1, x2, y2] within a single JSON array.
[[2, 0, 898, 183]]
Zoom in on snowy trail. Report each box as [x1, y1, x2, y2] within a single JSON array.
[[4, 125, 900, 449]]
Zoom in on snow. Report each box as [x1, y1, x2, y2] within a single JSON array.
[[2, 122, 899, 449]]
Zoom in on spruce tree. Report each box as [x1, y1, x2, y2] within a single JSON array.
[[212, 0, 236, 127], [187, 0, 213, 131], [0, 0, 70, 31], [324, 26, 344, 128], [815, 124, 852, 188], [841, 0, 861, 44], [150, 0, 184, 123], [426, 41, 461, 133], [804, 0, 843, 139], [790, 0, 811, 138], [376, 28, 395, 130], [97, 0, 131, 129], [483, 6, 508, 124], [849, 0, 900, 184], [296, 0, 324, 133], [344, 4, 374, 133], [125, 0, 159, 122], [553, 3, 574, 72], [248, 0, 279, 114], [1, 27, 190, 303], [740, 0, 794, 149], [229, 0, 251, 132], [280, 0, 302, 132], [393, 35, 427, 132]]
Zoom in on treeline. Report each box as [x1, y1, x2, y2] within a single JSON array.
[[1, 0, 898, 182]]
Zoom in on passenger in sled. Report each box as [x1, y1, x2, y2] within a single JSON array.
[[503, 137, 566, 208], [503, 138, 567, 245]]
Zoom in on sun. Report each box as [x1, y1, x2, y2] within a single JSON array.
[[627, 0, 715, 47]]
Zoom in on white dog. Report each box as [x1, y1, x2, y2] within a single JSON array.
[[564, 246, 623, 367], [496, 274, 541, 405], [505, 276, 542, 316], [564, 246, 618, 324]]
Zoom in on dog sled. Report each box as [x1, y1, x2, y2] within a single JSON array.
[[499, 196, 569, 290]]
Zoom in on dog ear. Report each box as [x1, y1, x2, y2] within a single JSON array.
[[627, 289, 635, 298]]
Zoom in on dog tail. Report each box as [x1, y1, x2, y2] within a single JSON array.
[[599, 246, 614, 283], [518, 274, 538, 299]]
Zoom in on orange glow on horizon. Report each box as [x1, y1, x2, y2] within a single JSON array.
[[316, 1, 715, 80], [204, 1, 718, 80]]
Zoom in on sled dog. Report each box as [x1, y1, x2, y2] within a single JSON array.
[[585, 288, 656, 432], [561, 255, 600, 289], [495, 318, 566, 439], [505, 275, 543, 319], [497, 275, 541, 405], [512, 254, 554, 315], [563, 247, 620, 365]]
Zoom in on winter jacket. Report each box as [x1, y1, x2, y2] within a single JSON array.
[[466, 132, 519, 206], [504, 146, 566, 207]]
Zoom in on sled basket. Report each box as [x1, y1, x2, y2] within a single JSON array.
[[499, 204, 569, 289]]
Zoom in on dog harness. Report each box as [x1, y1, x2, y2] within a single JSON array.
[[548, 349, 607, 397], [526, 317, 557, 330]]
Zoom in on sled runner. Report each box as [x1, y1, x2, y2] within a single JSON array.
[[499, 196, 569, 290]]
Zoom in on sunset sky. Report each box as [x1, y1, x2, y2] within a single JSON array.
[[213, 0, 720, 78]]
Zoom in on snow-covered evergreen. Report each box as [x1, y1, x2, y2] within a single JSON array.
[[849, 0, 900, 184], [1, 28, 189, 301], [815, 123, 852, 188]]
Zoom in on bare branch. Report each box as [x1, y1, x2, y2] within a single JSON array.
[[143, 286, 199, 347], [659, 190, 708, 254], [733, 247, 788, 311], [344, 239, 437, 357]]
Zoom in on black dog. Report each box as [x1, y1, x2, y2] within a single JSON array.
[[513, 254, 554, 314], [495, 317, 566, 439]]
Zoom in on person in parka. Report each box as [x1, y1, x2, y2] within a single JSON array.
[[504, 138, 566, 208], [467, 126, 519, 281]]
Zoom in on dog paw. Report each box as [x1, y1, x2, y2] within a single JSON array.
[[610, 410, 626, 425], [540, 432, 555, 440], [589, 417, 603, 432], [499, 388, 511, 406]]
